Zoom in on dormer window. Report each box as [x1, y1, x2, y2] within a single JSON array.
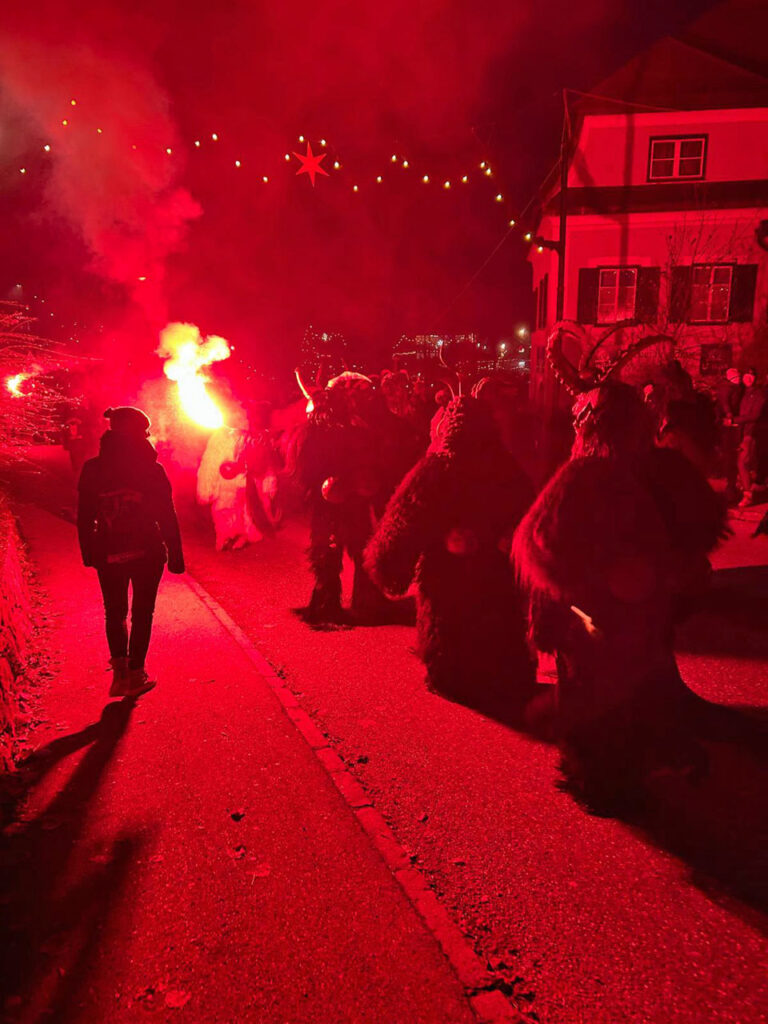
[[648, 136, 707, 181]]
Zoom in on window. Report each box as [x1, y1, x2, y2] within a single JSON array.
[[689, 264, 733, 322], [597, 267, 638, 323], [648, 136, 706, 181]]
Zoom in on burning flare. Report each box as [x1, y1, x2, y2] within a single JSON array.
[[6, 372, 32, 397], [157, 322, 230, 429]]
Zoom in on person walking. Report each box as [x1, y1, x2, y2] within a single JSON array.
[[77, 406, 185, 697], [735, 368, 766, 508]]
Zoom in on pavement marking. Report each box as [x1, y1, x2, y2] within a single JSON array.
[[182, 572, 529, 1024]]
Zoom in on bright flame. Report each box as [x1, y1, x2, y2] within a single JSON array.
[[157, 322, 230, 430], [6, 372, 31, 397]]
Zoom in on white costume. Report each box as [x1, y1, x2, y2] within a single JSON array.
[[197, 427, 261, 550]]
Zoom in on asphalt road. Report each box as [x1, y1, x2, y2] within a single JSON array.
[[3, 446, 768, 1024]]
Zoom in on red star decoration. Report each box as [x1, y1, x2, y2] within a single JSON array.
[[292, 141, 329, 187]]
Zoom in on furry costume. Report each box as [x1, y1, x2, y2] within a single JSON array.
[[512, 382, 726, 811], [365, 396, 535, 705], [197, 427, 261, 551], [292, 386, 387, 623]]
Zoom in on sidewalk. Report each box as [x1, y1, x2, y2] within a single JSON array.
[[1, 505, 479, 1024]]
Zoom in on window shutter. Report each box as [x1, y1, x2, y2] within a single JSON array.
[[636, 267, 660, 323], [577, 268, 599, 324], [729, 264, 758, 322], [669, 265, 692, 323]]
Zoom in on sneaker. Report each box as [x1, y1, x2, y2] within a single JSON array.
[[109, 657, 129, 698], [125, 668, 157, 698]]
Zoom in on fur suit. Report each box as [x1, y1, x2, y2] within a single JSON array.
[[197, 427, 260, 551], [365, 396, 536, 705], [293, 389, 387, 623], [512, 384, 726, 810]]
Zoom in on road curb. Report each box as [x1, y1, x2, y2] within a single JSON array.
[[182, 572, 528, 1024]]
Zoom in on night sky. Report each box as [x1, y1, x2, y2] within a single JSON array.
[[0, 0, 717, 375]]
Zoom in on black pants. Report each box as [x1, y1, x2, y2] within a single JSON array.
[[97, 558, 164, 670]]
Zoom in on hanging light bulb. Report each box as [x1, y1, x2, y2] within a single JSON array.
[[43, 144, 51, 152], [480, 161, 487, 168], [461, 175, 468, 183], [19, 167, 26, 174], [402, 160, 409, 168], [353, 185, 359, 192], [70, 99, 77, 106], [298, 135, 305, 142], [537, 245, 544, 253], [443, 180, 451, 189], [485, 167, 492, 176], [333, 161, 341, 170], [166, 147, 173, 155], [376, 175, 382, 183], [422, 174, 429, 183], [524, 232, 532, 242], [262, 175, 269, 183], [211, 133, 219, 141], [61, 119, 68, 126], [235, 160, 241, 167], [194, 140, 201, 147], [96, 128, 103, 134], [391, 154, 397, 162], [508, 219, 516, 227], [320, 138, 327, 146]]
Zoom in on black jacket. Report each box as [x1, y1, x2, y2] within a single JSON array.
[[77, 431, 184, 571]]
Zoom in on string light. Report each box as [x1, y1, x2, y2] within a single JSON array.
[[333, 161, 341, 169], [495, 193, 503, 202], [485, 167, 492, 176], [70, 99, 77, 106], [43, 144, 51, 152], [524, 232, 532, 241], [211, 133, 219, 141], [96, 128, 103, 134], [537, 245, 544, 253], [166, 147, 173, 155], [298, 135, 305, 143], [422, 174, 429, 183], [235, 159, 241, 167], [443, 180, 451, 189], [61, 119, 68, 126], [509, 219, 516, 227], [480, 161, 487, 168], [391, 154, 397, 162], [19, 168, 26, 174], [284, 153, 291, 161], [262, 175, 269, 183], [353, 185, 359, 192], [376, 175, 382, 183], [194, 140, 201, 147], [461, 175, 468, 183], [320, 138, 327, 146]]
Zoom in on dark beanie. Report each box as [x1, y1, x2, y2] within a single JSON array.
[[104, 406, 151, 435]]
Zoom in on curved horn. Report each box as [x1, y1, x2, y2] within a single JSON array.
[[294, 367, 312, 402], [546, 322, 597, 396], [599, 334, 676, 383]]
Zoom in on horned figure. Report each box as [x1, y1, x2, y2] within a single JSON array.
[[366, 394, 536, 712], [291, 368, 392, 625], [511, 322, 726, 813]]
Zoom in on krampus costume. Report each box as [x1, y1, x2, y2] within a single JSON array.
[[365, 395, 536, 707], [197, 426, 261, 551], [512, 325, 726, 812], [292, 375, 388, 624]]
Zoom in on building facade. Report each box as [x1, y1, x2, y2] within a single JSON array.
[[528, 26, 768, 407]]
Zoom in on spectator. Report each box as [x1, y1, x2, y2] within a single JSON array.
[[735, 368, 766, 508]]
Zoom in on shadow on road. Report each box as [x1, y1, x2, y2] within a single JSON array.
[[677, 565, 768, 658], [0, 700, 153, 1023]]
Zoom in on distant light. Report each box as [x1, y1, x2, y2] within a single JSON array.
[[166, 147, 173, 155], [97, 128, 103, 134], [61, 119, 68, 126], [524, 232, 532, 242], [211, 133, 219, 141], [19, 168, 26, 174], [262, 175, 269, 183], [195, 140, 201, 147], [376, 175, 382, 183], [518, 360, 526, 367], [235, 160, 241, 167], [537, 245, 544, 253], [480, 161, 487, 168], [495, 193, 503, 202], [485, 167, 492, 176], [333, 160, 340, 169], [285, 153, 291, 161], [298, 135, 305, 143], [70, 99, 77, 106], [443, 180, 451, 189], [422, 174, 429, 183], [391, 154, 397, 162], [132, 144, 137, 150], [508, 219, 516, 227], [43, 144, 51, 152], [461, 175, 468, 183], [137, 276, 147, 282], [353, 185, 359, 192], [402, 160, 409, 168]]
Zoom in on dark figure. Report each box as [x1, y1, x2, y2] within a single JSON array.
[[365, 396, 536, 710], [715, 367, 744, 504], [735, 368, 766, 507], [292, 385, 386, 625], [512, 383, 726, 813], [77, 407, 185, 698]]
